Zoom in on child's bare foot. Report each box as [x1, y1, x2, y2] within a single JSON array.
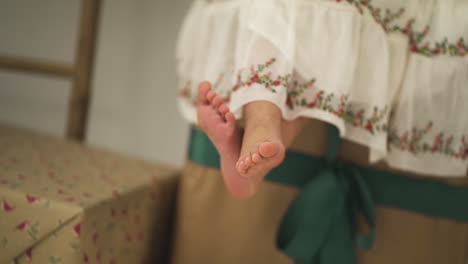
[[236, 128, 285, 184], [196, 81, 254, 199], [235, 102, 286, 193]]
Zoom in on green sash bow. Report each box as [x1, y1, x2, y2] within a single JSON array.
[[276, 126, 375, 264], [188, 126, 468, 264]]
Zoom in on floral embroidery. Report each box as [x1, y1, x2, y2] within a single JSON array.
[[179, 58, 389, 134], [233, 58, 291, 93], [336, 0, 468, 57], [389, 122, 468, 160], [286, 79, 387, 134], [178, 80, 196, 106], [238, 58, 388, 134], [344, 106, 388, 134]]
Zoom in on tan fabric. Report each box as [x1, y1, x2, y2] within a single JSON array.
[[170, 121, 468, 264], [0, 125, 179, 264], [171, 161, 296, 264]]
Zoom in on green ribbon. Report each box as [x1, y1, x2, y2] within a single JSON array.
[[277, 126, 375, 264], [188, 127, 468, 264]]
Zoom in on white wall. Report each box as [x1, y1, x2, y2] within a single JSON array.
[[0, 0, 192, 167], [0, 0, 78, 137], [0, 0, 80, 64], [0, 71, 70, 137], [86, 0, 192, 167]]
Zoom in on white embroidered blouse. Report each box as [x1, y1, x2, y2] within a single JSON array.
[[176, 0, 468, 177]]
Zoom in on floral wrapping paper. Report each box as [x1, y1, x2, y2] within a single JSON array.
[[0, 125, 179, 264]]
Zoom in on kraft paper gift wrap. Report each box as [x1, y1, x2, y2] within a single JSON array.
[[0, 125, 179, 264]]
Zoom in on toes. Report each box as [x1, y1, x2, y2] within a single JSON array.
[[258, 141, 280, 158], [237, 160, 247, 173], [211, 95, 222, 108], [225, 112, 236, 126], [197, 81, 211, 104], [236, 154, 255, 176], [244, 154, 253, 168], [218, 104, 229, 115], [251, 152, 262, 163], [206, 91, 216, 102]]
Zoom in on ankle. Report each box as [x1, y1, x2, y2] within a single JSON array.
[[244, 121, 282, 141]]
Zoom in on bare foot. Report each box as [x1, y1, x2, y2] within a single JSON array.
[[196, 81, 254, 199], [236, 130, 285, 181], [235, 102, 286, 193]]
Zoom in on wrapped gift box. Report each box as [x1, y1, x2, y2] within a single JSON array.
[[0, 125, 179, 264]]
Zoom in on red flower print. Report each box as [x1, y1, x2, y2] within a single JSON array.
[[432, 134, 441, 152], [411, 44, 419, 52], [26, 247, 33, 261], [308, 102, 317, 109], [2, 200, 15, 212], [251, 74, 259, 83], [57, 189, 66, 195], [84, 253, 89, 263], [365, 121, 374, 133], [110, 208, 117, 217], [286, 96, 293, 106], [179, 88, 190, 97], [137, 231, 144, 241], [73, 223, 81, 236], [273, 80, 281, 86], [14, 220, 29, 231], [26, 194, 40, 204], [96, 251, 102, 262], [93, 232, 99, 244], [82, 192, 93, 198], [457, 38, 464, 49]]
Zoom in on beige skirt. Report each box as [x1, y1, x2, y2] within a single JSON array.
[[170, 121, 468, 264]]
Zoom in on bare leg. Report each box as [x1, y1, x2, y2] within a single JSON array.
[[197, 81, 309, 199], [236, 101, 309, 194], [196, 82, 254, 199]]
